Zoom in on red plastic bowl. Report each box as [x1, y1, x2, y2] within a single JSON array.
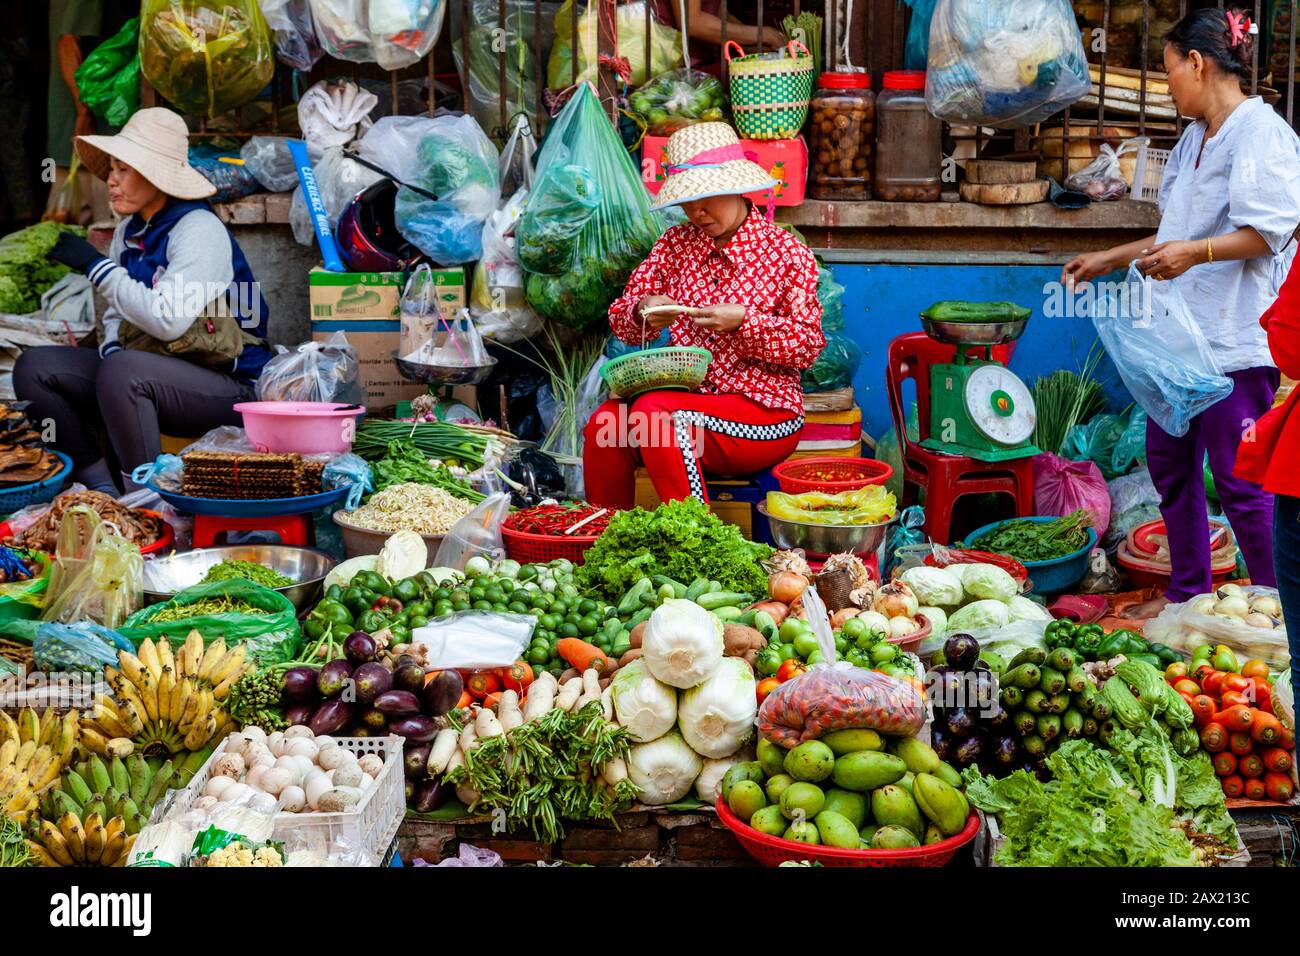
[[772, 457, 893, 495], [138, 510, 175, 556], [715, 797, 980, 867]]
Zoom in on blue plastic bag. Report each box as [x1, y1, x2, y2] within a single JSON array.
[[33, 622, 133, 675], [1112, 407, 1147, 474], [902, 0, 937, 70], [1089, 265, 1233, 438]]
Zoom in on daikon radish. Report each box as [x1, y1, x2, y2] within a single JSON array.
[[556, 677, 583, 712], [599, 684, 614, 722], [427, 728, 459, 775], [460, 716, 479, 752], [497, 690, 523, 732], [574, 668, 603, 711], [602, 758, 629, 786], [523, 672, 557, 721], [475, 707, 504, 739]]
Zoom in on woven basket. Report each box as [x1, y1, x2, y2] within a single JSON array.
[[600, 346, 711, 398], [726, 40, 815, 140]]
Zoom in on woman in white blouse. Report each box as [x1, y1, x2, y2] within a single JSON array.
[[1062, 7, 1300, 617]]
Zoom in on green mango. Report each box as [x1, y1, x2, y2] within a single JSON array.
[[871, 824, 920, 849], [814, 811, 861, 849], [870, 784, 925, 837], [819, 728, 884, 755], [895, 736, 942, 774], [721, 761, 765, 802], [830, 751, 907, 792], [821, 788, 868, 829], [912, 772, 968, 836]]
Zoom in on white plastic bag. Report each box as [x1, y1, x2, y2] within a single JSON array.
[[412, 611, 531, 670], [1066, 138, 1145, 201], [498, 114, 537, 198], [1090, 263, 1234, 437], [260, 0, 323, 70], [925, 0, 1090, 128], [308, 0, 447, 69], [433, 491, 510, 571], [240, 136, 300, 192], [1143, 586, 1290, 670], [470, 190, 542, 344], [298, 79, 377, 150], [255, 331, 366, 405], [400, 265, 488, 367]]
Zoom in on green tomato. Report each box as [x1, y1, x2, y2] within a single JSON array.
[[777, 644, 799, 662], [869, 642, 898, 665], [778, 618, 808, 643], [792, 630, 820, 660], [842, 616, 870, 643]]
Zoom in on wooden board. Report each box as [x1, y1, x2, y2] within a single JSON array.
[[959, 179, 1049, 205], [964, 159, 1038, 185]]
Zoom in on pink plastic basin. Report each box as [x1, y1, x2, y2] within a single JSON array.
[[234, 401, 364, 454]]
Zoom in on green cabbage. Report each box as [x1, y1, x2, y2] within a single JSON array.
[[900, 566, 964, 607], [947, 599, 1010, 631], [955, 563, 1019, 602]]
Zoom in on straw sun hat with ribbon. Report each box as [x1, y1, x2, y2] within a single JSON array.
[[75, 108, 216, 201], [650, 122, 778, 211]]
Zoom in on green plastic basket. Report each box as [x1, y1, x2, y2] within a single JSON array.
[[600, 347, 712, 398]]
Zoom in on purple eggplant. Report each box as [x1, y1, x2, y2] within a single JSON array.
[[984, 701, 1010, 730], [952, 733, 983, 767], [285, 704, 314, 726], [405, 779, 417, 804], [414, 778, 446, 813], [374, 689, 421, 716], [360, 706, 388, 731], [343, 630, 378, 665], [308, 699, 355, 736], [992, 734, 1021, 767], [930, 727, 952, 762], [388, 714, 437, 742], [404, 743, 431, 779], [943, 633, 980, 671], [394, 662, 425, 695], [317, 659, 353, 698], [282, 666, 321, 704], [352, 662, 393, 704], [945, 706, 974, 737], [422, 670, 463, 717]]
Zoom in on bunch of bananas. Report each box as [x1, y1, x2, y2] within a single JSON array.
[[27, 810, 134, 867], [41, 750, 211, 838], [82, 633, 249, 759], [0, 707, 80, 825]]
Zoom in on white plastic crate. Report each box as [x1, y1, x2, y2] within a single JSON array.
[[176, 734, 406, 866], [1130, 143, 1169, 203]]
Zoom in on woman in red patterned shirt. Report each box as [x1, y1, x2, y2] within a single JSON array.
[[583, 123, 825, 509]]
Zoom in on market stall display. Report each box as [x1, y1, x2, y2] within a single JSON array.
[[875, 71, 942, 202], [0, 222, 85, 316], [628, 70, 727, 136], [142, 546, 335, 612], [5, 490, 167, 553]]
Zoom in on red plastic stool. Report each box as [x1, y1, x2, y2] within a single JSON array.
[[192, 514, 314, 547], [886, 332, 1035, 545]]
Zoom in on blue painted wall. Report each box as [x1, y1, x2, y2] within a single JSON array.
[[826, 262, 1132, 442]]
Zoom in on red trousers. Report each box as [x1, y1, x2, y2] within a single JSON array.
[[583, 391, 803, 509]]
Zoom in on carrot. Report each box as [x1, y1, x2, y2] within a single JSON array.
[[1200, 722, 1228, 753], [455, 690, 473, 709], [1215, 704, 1254, 733], [1250, 711, 1283, 746], [1243, 777, 1267, 800], [423, 669, 443, 687], [467, 671, 502, 700], [556, 638, 608, 674], [1282, 727, 1296, 751], [499, 660, 535, 694], [1262, 748, 1293, 773], [1264, 771, 1295, 801], [483, 691, 503, 710]]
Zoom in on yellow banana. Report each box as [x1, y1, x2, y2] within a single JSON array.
[[137, 639, 162, 683], [13, 739, 36, 773], [209, 644, 248, 688], [191, 688, 214, 728], [117, 699, 145, 737], [37, 708, 57, 747], [196, 638, 227, 683], [183, 713, 217, 750], [0, 709, 19, 745], [114, 675, 148, 720], [25, 839, 59, 867], [18, 708, 39, 744], [91, 697, 129, 739], [157, 667, 176, 724], [181, 631, 205, 678], [117, 650, 148, 688], [111, 832, 135, 867], [100, 816, 126, 864], [168, 673, 186, 726], [0, 765, 17, 795], [157, 637, 175, 675], [173, 680, 194, 732], [104, 664, 120, 686], [0, 739, 17, 770], [57, 812, 86, 863], [56, 710, 79, 763], [79, 726, 110, 757], [82, 812, 106, 864], [139, 669, 159, 725], [212, 713, 235, 742], [105, 738, 134, 759], [2, 779, 31, 809], [27, 746, 61, 789], [39, 822, 74, 866]]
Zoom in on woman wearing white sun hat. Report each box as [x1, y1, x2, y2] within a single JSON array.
[[584, 122, 825, 509], [15, 107, 272, 494]]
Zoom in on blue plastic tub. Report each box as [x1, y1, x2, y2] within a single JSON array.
[[0, 452, 73, 515], [964, 516, 1098, 595]]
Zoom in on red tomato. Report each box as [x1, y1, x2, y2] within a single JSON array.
[[755, 677, 780, 704], [1221, 774, 1245, 798], [1165, 661, 1189, 682], [1191, 695, 1217, 727], [1212, 751, 1238, 777], [1221, 673, 1252, 695], [1264, 771, 1295, 802], [1201, 670, 1227, 697], [1228, 732, 1254, 757], [1238, 753, 1265, 778], [1249, 677, 1272, 708], [1220, 690, 1251, 710], [776, 659, 806, 683], [1172, 678, 1202, 697], [1240, 659, 1270, 680], [1192, 663, 1216, 685], [1243, 777, 1267, 800]]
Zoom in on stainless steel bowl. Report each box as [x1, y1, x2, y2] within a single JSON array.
[[920, 317, 1028, 346], [142, 546, 336, 611], [757, 504, 892, 554], [392, 352, 498, 386]]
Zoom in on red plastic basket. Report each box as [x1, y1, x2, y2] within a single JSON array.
[[138, 510, 175, 556], [500, 525, 600, 565], [715, 797, 980, 867], [772, 457, 894, 494]]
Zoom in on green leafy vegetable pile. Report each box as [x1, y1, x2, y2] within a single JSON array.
[[202, 559, 293, 589], [963, 731, 1238, 867], [0, 222, 85, 315], [368, 439, 485, 503], [966, 508, 1092, 562], [577, 497, 773, 601]]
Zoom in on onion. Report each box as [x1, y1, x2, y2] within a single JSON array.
[[872, 581, 919, 619], [830, 607, 861, 629], [1244, 612, 1275, 629], [889, 616, 919, 638], [748, 600, 789, 625], [768, 571, 809, 605], [1214, 596, 1250, 618]]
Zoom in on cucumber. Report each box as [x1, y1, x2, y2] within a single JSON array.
[[696, 591, 753, 611], [712, 606, 744, 623], [617, 578, 653, 616], [684, 578, 712, 602]]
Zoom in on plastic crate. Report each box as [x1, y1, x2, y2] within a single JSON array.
[[177, 734, 405, 866], [1131, 143, 1169, 203], [500, 525, 600, 565], [0, 452, 72, 514], [771, 457, 893, 494], [715, 798, 980, 867]]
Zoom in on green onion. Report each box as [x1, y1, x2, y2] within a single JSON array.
[[1030, 344, 1107, 456]]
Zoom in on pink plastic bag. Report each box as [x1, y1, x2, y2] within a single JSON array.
[[1033, 452, 1110, 537]]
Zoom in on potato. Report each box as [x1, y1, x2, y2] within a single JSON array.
[[723, 624, 766, 659], [618, 648, 643, 668], [629, 622, 648, 649]]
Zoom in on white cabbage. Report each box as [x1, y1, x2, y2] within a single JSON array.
[[900, 566, 964, 607], [677, 657, 756, 758], [947, 599, 1011, 631], [626, 732, 703, 805], [1007, 595, 1053, 623], [610, 659, 678, 742], [694, 746, 754, 804], [957, 563, 1019, 602], [375, 530, 428, 580], [918, 605, 948, 635], [642, 599, 724, 688]]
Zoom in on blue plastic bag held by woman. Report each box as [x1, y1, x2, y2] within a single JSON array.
[[1089, 263, 1233, 438]]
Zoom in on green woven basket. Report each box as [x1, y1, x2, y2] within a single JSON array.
[[601, 347, 712, 398], [726, 40, 815, 140]]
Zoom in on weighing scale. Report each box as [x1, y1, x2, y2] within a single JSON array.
[[918, 303, 1039, 463]]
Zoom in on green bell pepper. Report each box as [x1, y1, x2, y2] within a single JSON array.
[[1094, 630, 1130, 660]]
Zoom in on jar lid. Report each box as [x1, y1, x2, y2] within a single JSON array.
[[818, 71, 870, 90], [883, 70, 927, 91]]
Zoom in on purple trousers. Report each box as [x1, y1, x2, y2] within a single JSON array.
[[1146, 366, 1280, 601]]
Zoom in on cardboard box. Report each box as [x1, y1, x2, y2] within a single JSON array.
[[641, 135, 808, 206], [309, 267, 467, 411], [308, 266, 465, 320]]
